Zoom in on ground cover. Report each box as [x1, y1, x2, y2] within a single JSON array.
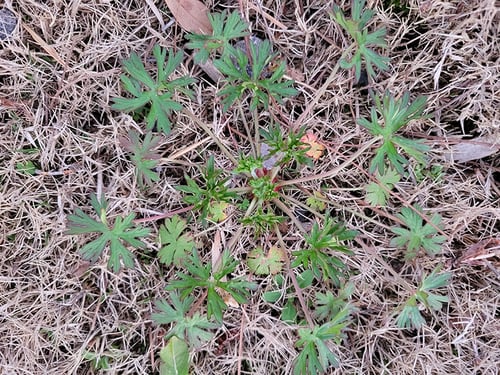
[[0, 0, 499, 374]]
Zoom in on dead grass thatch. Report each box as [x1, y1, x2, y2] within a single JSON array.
[[1, 0, 498, 374]]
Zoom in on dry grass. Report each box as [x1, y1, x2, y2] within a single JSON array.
[[1, 0, 499, 374]]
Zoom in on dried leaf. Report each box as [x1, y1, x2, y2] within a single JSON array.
[[300, 132, 325, 160], [456, 238, 500, 266], [164, 0, 212, 34], [23, 24, 68, 69], [445, 135, 500, 163]]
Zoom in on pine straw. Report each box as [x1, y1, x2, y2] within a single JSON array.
[[0, 0, 498, 374]]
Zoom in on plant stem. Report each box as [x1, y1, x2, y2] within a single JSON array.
[[182, 108, 239, 166], [133, 205, 195, 224], [275, 225, 315, 329], [227, 197, 259, 251], [291, 44, 355, 132]]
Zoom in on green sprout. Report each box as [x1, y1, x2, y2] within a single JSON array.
[[292, 215, 357, 285], [293, 307, 351, 375], [396, 268, 451, 329], [166, 250, 257, 323], [66, 194, 150, 272], [176, 156, 236, 223], [152, 292, 219, 348], [331, 0, 389, 82], [214, 39, 298, 111], [186, 11, 249, 63], [390, 205, 446, 260], [112, 46, 195, 134], [359, 91, 429, 175]]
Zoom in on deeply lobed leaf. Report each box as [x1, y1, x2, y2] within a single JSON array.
[[66, 194, 149, 272]]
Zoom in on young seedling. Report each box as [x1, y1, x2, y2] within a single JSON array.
[[166, 249, 257, 323], [213, 39, 298, 110], [396, 267, 451, 329], [331, 0, 389, 82], [292, 215, 357, 285], [185, 10, 249, 63], [66, 193, 150, 272], [358, 91, 429, 175], [240, 208, 285, 234], [152, 292, 219, 348], [260, 123, 312, 167], [176, 156, 237, 223], [314, 282, 355, 322], [120, 130, 162, 188], [390, 204, 446, 260], [112, 45, 195, 134], [293, 307, 351, 375]]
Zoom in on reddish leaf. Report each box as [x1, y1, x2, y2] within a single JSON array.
[[164, 0, 212, 34], [300, 132, 325, 160]]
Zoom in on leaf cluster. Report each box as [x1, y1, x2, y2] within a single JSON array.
[[396, 268, 451, 329], [331, 0, 389, 82], [186, 11, 249, 63], [293, 307, 351, 375], [292, 216, 357, 285], [240, 208, 285, 234], [166, 250, 257, 323], [112, 46, 195, 134], [260, 123, 312, 167], [314, 282, 355, 322], [176, 156, 236, 223], [152, 292, 219, 348], [359, 91, 429, 175], [214, 39, 298, 111], [66, 194, 150, 272], [390, 205, 446, 260]]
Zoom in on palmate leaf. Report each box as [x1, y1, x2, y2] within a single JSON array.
[[66, 194, 150, 272], [112, 45, 194, 134], [213, 39, 298, 111], [152, 292, 219, 348], [247, 246, 285, 275], [331, 0, 389, 82], [166, 250, 257, 323], [121, 130, 162, 188], [185, 11, 249, 63], [365, 168, 400, 206], [292, 215, 356, 285], [293, 307, 351, 375], [390, 205, 446, 260], [396, 268, 451, 329], [158, 215, 196, 267], [314, 283, 354, 322], [359, 91, 430, 175], [395, 296, 425, 329], [176, 156, 236, 223]]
